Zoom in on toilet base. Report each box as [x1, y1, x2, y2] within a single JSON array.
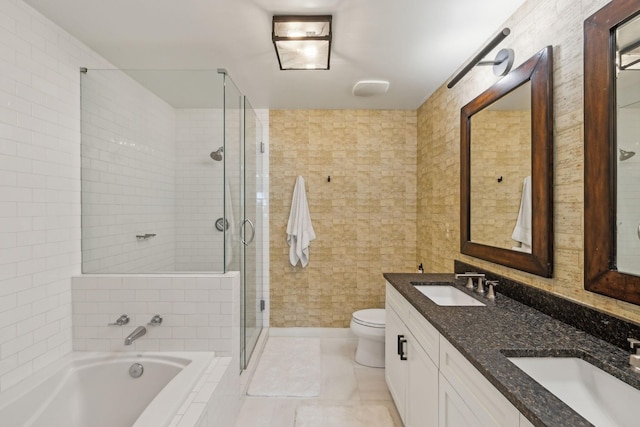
[[354, 337, 385, 368]]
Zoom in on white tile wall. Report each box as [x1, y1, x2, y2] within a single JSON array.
[[0, 0, 110, 392], [71, 272, 240, 357], [80, 69, 177, 273], [175, 109, 225, 272], [0, 0, 268, 396], [617, 108, 640, 272]]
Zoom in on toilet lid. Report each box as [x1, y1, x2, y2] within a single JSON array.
[[352, 309, 385, 328]]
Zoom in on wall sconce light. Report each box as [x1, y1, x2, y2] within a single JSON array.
[[447, 28, 512, 89], [272, 15, 332, 70]]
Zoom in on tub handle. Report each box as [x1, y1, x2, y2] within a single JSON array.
[[108, 314, 130, 326], [148, 314, 163, 326]]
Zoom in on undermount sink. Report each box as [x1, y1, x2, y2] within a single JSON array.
[[508, 356, 640, 427], [411, 285, 485, 306]]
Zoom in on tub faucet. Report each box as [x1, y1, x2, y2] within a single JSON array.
[[124, 326, 147, 346]]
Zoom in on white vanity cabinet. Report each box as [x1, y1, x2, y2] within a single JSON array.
[[386, 284, 439, 427], [385, 283, 533, 427]]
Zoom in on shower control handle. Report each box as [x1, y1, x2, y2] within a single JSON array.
[[108, 314, 130, 326], [241, 218, 255, 246]]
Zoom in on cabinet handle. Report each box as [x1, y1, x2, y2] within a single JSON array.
[[397, 334, 404, 355], [399, 336, 408, 361]]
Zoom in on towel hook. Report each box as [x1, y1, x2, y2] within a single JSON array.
[[327, 176, 331, 182], [497, 176, 503, 183]]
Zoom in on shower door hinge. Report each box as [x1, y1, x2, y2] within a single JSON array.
[[260, 299, 265, 311], [260, 142, 265, 154]]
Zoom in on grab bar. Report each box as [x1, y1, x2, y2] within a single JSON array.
[[241, 218, 255, 246]]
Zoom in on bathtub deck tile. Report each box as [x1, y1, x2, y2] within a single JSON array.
[[177, 391, 198, 415], [194, 380, 217, 403], [168, 414, 182, 427], [177, 402, 206, 427]]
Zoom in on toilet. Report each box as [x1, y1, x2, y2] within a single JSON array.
[[350, 308, 386, 368]]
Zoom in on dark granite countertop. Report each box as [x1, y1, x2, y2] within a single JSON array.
[[384, 273, 640, 427]]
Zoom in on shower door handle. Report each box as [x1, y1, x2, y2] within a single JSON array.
[[241, 218, 255, 246]]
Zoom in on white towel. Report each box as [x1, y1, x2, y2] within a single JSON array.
[[287, 176, 316, 268], [511, 175, 532, 253]]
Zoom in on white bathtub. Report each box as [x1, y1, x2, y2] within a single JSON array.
[[0, 352, 216, 427]]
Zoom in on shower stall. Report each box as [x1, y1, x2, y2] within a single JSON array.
[[80, 69, 264, 369]]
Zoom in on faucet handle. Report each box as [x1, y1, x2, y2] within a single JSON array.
[[108, 314, 130, 326], [628, 337, 640, 353], [485, 281, 499, 300], [148, 314, 163, 326], [455, 273, 485, 290]]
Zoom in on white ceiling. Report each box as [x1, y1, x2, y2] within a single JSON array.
[[24, 0, 526, 109]]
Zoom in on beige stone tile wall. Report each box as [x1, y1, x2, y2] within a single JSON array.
[[417, 0, 640, 323], [470, 110, 531, 249], [270, 110, 417, 327]]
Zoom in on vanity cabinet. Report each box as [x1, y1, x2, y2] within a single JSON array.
[[386, 285, 439, 427], [385, 283, 531, 427]]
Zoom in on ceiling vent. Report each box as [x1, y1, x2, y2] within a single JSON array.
[[352, 80, 389, 97]]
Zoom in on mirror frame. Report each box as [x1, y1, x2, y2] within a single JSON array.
[[584, 0, 640, 305], [460, 46, 554, 277]]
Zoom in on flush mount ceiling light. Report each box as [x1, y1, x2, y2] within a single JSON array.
[[272, 15, 332, 70], [352, 80, 390, 97]]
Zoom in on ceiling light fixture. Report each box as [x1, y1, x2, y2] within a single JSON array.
[[272, 15, 332, 70]]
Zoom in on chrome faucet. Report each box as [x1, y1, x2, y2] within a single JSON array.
[[124, 326, 147, 346], [485, 280, 499, 300], [454, 273, 485, 290], [628, 338, 640, 372]]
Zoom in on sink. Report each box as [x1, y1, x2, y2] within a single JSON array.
[[412, 285, 485, 306], [508, 356, 640, 427]]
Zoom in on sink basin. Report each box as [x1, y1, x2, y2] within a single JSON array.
[[412, 285, 485, 306], [508, 357, 640, 427]]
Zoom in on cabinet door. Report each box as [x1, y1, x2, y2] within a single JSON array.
[[439, 373, 482, 427], [385, 305, 407, 422], [407, 332, 438, 427], [439, 337, 519, 426]]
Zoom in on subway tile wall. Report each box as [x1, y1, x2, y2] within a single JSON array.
[[0, 0, 109, 392], [80, 69, 178, 273], [615, 108, 640, 273], [175, 109, 225, 272], [71, 273, 240, 358], [0, 0, 269, 393]]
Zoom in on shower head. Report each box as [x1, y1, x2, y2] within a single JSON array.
[[210, 147, 224, 161], [620, 148, 636, 161]]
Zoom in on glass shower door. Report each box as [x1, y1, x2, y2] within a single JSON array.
[[242, 98, 263, 369]]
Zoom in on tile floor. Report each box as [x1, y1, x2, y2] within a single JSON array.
[[234, 333, 403, 427]]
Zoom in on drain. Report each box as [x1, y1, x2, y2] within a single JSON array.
[[129, 363, 144, 378]]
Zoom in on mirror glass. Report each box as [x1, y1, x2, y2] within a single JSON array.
[[470, 82, 532, 251], [461, 46, 553, 278], [584, 0, 640, 305], [616, 15, 640, 276]]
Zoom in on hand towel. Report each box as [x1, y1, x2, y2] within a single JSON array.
[[287, 176, 316, 268], [511, 175, 532, 253]]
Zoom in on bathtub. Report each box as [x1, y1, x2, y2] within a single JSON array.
[[0, 352, 216, 427]]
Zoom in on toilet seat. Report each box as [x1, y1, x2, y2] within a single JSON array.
[[352, 309, 385, 328]]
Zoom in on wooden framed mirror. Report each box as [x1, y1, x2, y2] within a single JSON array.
[[584, 0, 640, 305], [460, 46, 554, 277]]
